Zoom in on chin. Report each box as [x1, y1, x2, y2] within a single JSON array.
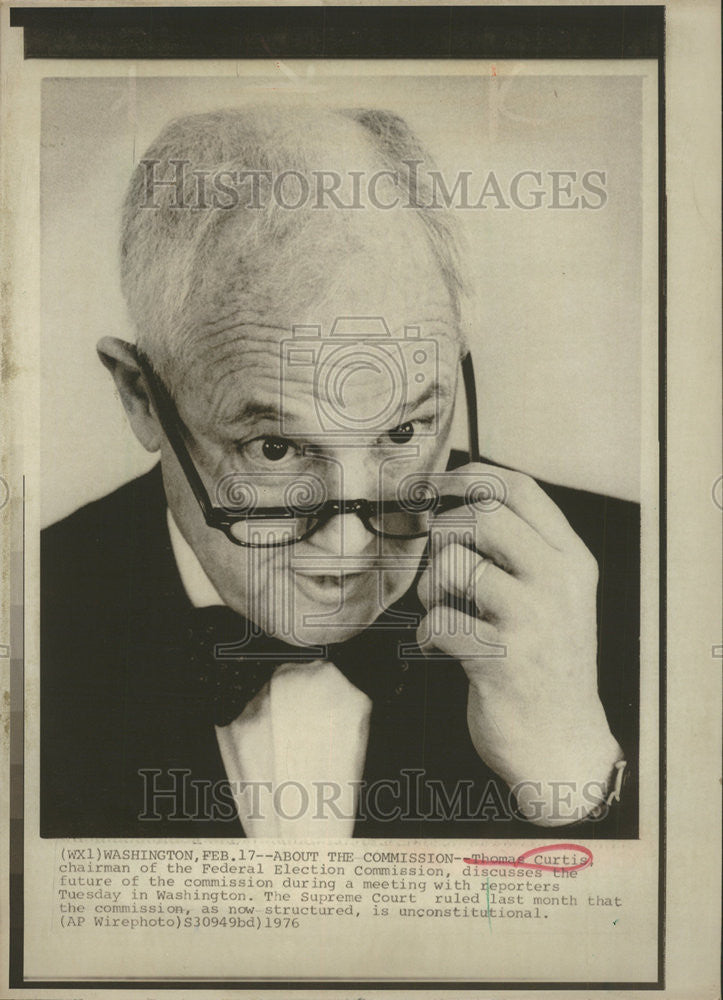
[[258, 589, 386, 649], [290, 622, 369, 649], [289, 594, 381, 649], [243, 610, 370, 650]]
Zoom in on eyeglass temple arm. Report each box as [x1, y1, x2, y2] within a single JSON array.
[[133, 349, 218, 523], [461, 352, 481, 464]]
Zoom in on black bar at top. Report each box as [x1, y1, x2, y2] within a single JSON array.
[[9, 5, 663, 60]]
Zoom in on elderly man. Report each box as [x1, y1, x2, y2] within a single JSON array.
[[41, 107, 638, 838]]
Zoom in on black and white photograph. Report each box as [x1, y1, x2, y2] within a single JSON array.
[[40, 74, 642, 840]]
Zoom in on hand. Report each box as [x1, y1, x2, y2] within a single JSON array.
[[417, 463, 623, 826]]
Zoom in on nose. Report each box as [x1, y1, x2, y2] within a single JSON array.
[[307, 505, 375, 556], [307, 449, 379, 555]]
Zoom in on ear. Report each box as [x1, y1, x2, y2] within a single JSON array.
[[96, 337, 162, 453]]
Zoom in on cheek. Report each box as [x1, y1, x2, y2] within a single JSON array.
[[160, 446, 270, 607], [161, 446, 200, 539], [197, 538, 281, 621], [380, 536, 427, 598]]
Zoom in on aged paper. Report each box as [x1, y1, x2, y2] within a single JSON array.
[[1, 2, 720, 997]]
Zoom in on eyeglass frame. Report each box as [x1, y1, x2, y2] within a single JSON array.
[[134, 344, 482, 547]]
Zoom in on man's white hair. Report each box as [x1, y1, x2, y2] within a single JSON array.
[[120, 105, 468, 382]]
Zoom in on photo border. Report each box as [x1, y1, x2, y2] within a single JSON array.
[[6, 3, 666, 991]]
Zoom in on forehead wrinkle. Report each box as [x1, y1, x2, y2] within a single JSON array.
[[204, 345, 332, 430], [176, 256, 462, 423], [183, 324, 460, 424], [189, 306, 457, 366], [215, 383, 317, 435], [189, 320, 287, 358], [191, 314, 285, 348], [178, 331, 285, 422], [206, 363, 285, 427], [392, 314, 456, 333], [188, 327, 284, 372]]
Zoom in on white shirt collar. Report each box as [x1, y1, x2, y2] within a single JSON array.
[[166, 509, 224, 608]]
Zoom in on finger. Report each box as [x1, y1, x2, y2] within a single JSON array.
[[429, 501, 550, 578], [417, 543, 520, 623], [416, 603, 507, 663], [435, 463, 578, 552]]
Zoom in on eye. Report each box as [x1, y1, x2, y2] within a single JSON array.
[[261, 437, 292, 461], [239, 435, 301, 465], [387, 421, 415, 445]]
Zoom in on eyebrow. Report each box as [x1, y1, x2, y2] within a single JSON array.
[[218, 400, 283, 428], [406, 380, 450, 412], [218, 380, 450, 433]]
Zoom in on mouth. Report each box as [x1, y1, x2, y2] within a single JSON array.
[[293, 570, 368, 600]]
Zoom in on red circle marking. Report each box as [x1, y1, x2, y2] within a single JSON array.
[[463, 843, 593, 874]]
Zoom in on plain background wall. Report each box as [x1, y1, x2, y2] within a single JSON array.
[[40, 72, 644, 526]]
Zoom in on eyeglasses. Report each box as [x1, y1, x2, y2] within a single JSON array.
[[135, 346, 481, 547]]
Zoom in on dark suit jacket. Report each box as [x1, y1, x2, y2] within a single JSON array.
[[41, 459, 639, 838]]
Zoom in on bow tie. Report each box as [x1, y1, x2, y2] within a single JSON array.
[[184, 603, 422, 726]]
